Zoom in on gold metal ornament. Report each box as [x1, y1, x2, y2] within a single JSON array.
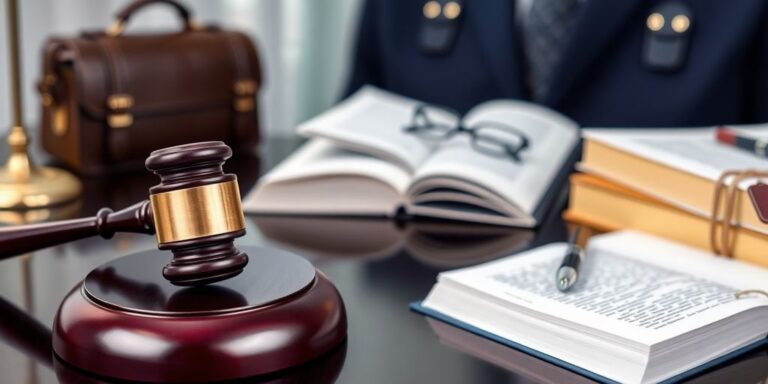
[[671, 14, 690, 33], [233, 80, 257, 112], [423, 1, 441, 19], [105, 20, 126, 37], [0, 0, 81, 209], [106, 94, 134, 129], [646, 13, 665, 32], [443, 2, 461, 20], [150, 180, 245, 244], [51, 105, 68, 137]]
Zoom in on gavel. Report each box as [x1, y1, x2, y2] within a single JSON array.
[[0, 141, 248, 286], [0, 141, 347, 383]]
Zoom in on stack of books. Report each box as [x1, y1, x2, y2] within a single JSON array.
[[565, 127, 768, 267]]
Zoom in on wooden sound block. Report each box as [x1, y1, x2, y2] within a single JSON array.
[[52, 246, 347, 383], [53, 340, 348, 384]]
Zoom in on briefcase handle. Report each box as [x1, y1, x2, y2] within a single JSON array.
[[106, 0, 200, 37]]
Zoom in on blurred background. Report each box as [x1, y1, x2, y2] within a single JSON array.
[[0, 0, 362, 137]]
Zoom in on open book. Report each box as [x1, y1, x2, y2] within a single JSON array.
[[425, 317, 768, 384], [413, 231, 768, 384], [244, 86, 580, 227]]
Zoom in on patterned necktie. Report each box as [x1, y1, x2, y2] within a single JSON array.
[[523, 0, 581, 102]]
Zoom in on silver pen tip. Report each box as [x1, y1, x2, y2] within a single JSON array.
[[556, 266, 577, 292]]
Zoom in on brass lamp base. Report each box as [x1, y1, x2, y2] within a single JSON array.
[[0, 126, 81, 209], [0, 165, 81, 209]]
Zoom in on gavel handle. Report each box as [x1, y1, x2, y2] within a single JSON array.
[[0, 200, 154, 260]]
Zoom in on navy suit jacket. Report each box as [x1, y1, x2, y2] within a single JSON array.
[[346, 0, 768, 127]]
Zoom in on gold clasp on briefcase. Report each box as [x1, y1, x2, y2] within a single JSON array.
[[233, 80, 257, 112], [38, 74, 69, 137], [107, 94, 134, 129]]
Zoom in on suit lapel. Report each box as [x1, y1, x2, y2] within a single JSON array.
[[544, 0, 646, 107], [467, 0, 525, 97]]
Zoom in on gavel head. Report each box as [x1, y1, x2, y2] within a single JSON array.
[[145, 141, 248, 286]]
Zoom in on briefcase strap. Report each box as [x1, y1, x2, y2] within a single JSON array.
[[88, 34, 136, 162], [106, 0, 199, 37], [97, 37, 133, 129]]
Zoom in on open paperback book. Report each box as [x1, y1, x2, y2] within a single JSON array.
[[244, 86, 580, 227], [412, 231, 768, 384]]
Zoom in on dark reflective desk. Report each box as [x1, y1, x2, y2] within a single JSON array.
[[0, 138, 765, 383]]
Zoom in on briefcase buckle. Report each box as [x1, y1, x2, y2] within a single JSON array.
[[233, 80, 257, 112], [107, 94, 134, 129]]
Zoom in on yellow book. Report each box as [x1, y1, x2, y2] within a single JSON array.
[[565, 173, 768, 267], [580, 128, 768, 235]]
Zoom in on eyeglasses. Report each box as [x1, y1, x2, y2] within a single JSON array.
[[403, 104, 530, 162]]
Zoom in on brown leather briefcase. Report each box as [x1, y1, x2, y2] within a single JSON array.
[[38, 0, 261, 175]]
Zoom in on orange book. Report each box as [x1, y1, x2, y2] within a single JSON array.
[[566, 173, 768, 267], [579, 129, 768, 236]]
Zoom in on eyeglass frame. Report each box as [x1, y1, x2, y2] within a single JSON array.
[[403, 103, 531, 162]]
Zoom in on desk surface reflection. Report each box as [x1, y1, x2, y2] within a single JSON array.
[[0, 138, 764, 383]]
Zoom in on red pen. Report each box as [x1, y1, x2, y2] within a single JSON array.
[[715, 126, 768, 158]]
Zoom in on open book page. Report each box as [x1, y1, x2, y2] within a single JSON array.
[[584, 127, 768, 189], [430, 231, 768, 347], [411, 100, 578, 215], [252, 139, 412, 194], [297, 86, 449, 172]]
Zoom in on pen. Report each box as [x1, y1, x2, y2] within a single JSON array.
[[556, 227, 583, 292], [715, 126, 768, 158]]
